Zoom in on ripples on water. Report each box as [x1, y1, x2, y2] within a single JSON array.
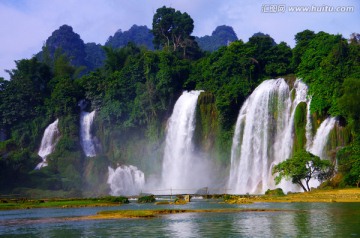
[[1, 201, 359, 237]]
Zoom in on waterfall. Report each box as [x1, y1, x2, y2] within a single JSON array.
[[80, 110, 96, 157], [161, 90, 209, 192], [228, 79, 309, 194], [308, 117, 336, 159], [107, 165, 145, 196], [36, 119, 60, 170]]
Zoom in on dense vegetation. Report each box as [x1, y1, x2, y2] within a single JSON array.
[[0, 6, 359, 197], [195, 25, 238, 52]]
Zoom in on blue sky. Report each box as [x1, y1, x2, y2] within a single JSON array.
[[0, 0, 359, 79]]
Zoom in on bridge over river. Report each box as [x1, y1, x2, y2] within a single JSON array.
[[125, 187, 259, 202]]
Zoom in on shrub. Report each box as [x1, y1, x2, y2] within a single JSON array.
[[137, 195, 156, 203], [265, 188, 285, 196]]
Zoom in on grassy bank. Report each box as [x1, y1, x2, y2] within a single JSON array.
[[225, 188, 360, 204], [68, 208, 288, 221], [0, 197, 128, 210], [1, 188, 359, 210]]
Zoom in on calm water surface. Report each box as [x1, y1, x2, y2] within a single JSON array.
[[0, 199, 359, 237]]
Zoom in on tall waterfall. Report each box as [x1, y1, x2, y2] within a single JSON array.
[[161, 90, 211, 192], [36, 119, 60, 170], [309, 117, 336, 159], [80, 110, 96, 157], [107, 165, 145, 196], [228, 79, 309, 194]]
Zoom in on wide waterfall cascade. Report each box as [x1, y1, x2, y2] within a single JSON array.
[[161, 90, 214, 193], [80, 110, 96, 157], [36, 119, 60, 170], [228, 79, 309, 194], [107, 165, 145, 196], [309, 117, 336, 159]]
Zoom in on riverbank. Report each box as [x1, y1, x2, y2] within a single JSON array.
[[1, 188, 359, 210], [67, 208, 291, 221], [225, 188, 360, 204], [0, 197, 127, 210]]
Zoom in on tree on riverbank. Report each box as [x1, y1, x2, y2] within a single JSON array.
[[272, 150, 333, 192]]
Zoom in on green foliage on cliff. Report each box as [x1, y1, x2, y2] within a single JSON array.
[[106, 24, 154, 50], [0, 6, 359, 195], [337, 140, 360, 187], [294, 102, 307, 152], [196, 25, 238, 52], [295, 31, 359, 117]]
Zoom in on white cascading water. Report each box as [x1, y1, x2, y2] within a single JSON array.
[[228, 79, 309, 194], [80, 110, 96, 157], [107, 165, 145, 196], [161, 90, 209, 193], [309, 117, 336, 159], [306, 117, 336, 189], [36, 119, 60, 170]]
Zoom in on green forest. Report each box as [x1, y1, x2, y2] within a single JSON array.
[[0, 6, 359, 197]]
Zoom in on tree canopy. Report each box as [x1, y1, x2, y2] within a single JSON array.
[[272, 150, 333, 192], [196, 25, 238, 52], [152, 6, 199, 58]]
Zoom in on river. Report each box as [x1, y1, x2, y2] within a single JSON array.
[[1, 199, 359, 237]]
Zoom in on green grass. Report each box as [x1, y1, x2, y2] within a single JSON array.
[[0, 197, 127, 210]]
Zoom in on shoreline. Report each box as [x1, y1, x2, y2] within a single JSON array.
[[225, 188, 360, 204], [0, 188, 359, 211]]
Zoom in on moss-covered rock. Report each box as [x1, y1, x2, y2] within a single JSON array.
[[194, 92, 218, 152], [294, 102, 307, 152], [194, 92, 231, 166]]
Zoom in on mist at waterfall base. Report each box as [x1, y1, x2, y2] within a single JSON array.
[[36, 119, 60, 170], [107, 165, 145, 196], [108, 90, 224, 196]]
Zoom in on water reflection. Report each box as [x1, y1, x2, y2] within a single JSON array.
[[163, 213, 199, 237], [0, 202, 359, 237]]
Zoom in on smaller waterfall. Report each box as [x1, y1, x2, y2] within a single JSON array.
[[36, 119, 60, 170], [80, 110, 96, 157], [107, 165, 145, 196], [309, 117, 336, 159]]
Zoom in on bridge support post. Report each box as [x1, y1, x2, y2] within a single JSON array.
[[184, 195, 191, 202]]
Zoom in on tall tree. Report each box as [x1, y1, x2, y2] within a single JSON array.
[[272, 150, 333, 192], [152, 6, 197, 57], [291, 29, 316, 70]]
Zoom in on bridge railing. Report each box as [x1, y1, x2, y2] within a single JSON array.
[[140, 187, 233, 196]]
